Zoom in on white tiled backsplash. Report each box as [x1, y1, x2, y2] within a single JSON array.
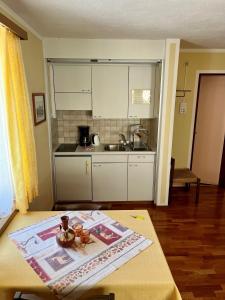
[[53, 111, 155, 146]]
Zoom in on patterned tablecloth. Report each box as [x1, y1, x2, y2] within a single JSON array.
[[9, 211, 152, 299]]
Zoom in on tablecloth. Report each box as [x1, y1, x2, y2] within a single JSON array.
[[0, 210, 182, 300]]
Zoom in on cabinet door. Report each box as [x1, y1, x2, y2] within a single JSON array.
[[55, 156, 92, 201], [53, 65, 91, 93], [128, 65, 155, 119], [92, 65, 128, 118], [128, 163, 154, 201], [92, 163, 127, 201], [55, 93, 92, 110]]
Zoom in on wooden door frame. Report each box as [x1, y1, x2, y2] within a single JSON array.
[[219, 136, 225, 187], [188, 70, 225, 168], [189, 72, 225, 186]]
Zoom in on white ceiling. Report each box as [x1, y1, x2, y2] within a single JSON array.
[[2, 0, 225, 48]]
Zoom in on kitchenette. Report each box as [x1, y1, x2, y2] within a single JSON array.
[[49, 60, 163, 204]]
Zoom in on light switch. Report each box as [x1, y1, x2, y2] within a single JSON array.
[[179, 101, 187, 114]]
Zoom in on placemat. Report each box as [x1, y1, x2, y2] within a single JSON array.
[[9, 211, 152, 299]]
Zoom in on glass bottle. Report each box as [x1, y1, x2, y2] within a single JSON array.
[[56, 215, 75, 248]]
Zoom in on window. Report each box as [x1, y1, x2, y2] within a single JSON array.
[[0, 70, 14, 218]]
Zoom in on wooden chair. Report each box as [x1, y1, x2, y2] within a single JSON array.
[[53, 203, 112, 211], [169, 158, 201, 204], [14, 293, 115, 300], [87, 293, 115, 300]]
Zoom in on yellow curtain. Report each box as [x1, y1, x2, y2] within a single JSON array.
[[0, 26, 38, 213]]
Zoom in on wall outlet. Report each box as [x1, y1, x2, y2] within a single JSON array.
[[179, 101, 187, 114]]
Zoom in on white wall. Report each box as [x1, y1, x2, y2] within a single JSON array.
[[43, 38, 165, 60]]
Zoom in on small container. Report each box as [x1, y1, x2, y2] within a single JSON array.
[[80, 229, 90, 244], [56, 216, 75, 248], [73, 223, 83, 237]]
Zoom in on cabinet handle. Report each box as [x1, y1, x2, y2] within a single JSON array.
[[81, 89, 91, 92], [85, 160, 89, 174]]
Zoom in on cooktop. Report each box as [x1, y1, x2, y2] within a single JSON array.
[[55, 143, 78, 152]]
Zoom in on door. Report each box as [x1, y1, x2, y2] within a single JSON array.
[[55, 156, 92, 201], [219, 137, 225, 187], [92, 65, 128, 118], [128, 163, 154, 201], [128, 65, 155, 119], [192, 75, 225, 184], [92, 163, 127, 201]]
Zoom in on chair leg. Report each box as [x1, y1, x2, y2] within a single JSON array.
[[185, 183, 190, 191], [109, 293, 115, 300], [195, 178, 200, 205]]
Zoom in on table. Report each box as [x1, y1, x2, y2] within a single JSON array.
[[0, 210, 182, 300]]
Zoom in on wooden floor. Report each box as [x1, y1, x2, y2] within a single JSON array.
[[112, 185, 225, 300]]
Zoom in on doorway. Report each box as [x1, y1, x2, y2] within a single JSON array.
[[191, 74, 225, 185]]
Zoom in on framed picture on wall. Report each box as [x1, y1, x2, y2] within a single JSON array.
[[32, 93, 46, 126]]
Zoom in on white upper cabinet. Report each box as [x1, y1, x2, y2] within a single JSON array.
[[128, 65, 156, 119], [54, 65, 91, 93], [53, 65, 92, 110], [92, 65, 128, 119]]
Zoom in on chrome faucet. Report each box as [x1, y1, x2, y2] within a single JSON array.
[[129, 124, 149, 150], [119, 133, 127, 145]]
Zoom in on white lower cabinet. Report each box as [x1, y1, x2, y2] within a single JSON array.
[[54, 154, 155, 202], [55, 156, 92, 201], [128, 162, 154, 201], [92, 162, 127, 201]]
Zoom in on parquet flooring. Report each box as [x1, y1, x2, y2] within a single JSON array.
[[111, 185, 225, 300]]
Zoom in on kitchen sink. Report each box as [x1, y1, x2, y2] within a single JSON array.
[[104, 144, 126, 151], [104, 143, 150, 152]]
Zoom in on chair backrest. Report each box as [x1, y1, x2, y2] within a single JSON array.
[[87, 293, 115, 300], [54, 203, 112, 211]]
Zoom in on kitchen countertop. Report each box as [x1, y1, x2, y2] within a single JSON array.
[[54, 144, 156, 156]]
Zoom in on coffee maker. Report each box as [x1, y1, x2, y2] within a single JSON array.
[[78, 126, 91, 146]]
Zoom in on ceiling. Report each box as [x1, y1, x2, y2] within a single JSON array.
[[2, 0, 225, 48]]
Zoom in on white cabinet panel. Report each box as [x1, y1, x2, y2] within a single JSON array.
[[53, 65, 92, 110], [128, 163, 154, 201], [55, 93, 92, 110], [128, 154, 155, 163], [92, 155, 127, 163], [55, 156, 92, 201], [92, 65, 128, 119], [128, 65, 155, 119], [92, 163, 127, 201], [54, 65, 91, 93], [153, 62, 162, 118]]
